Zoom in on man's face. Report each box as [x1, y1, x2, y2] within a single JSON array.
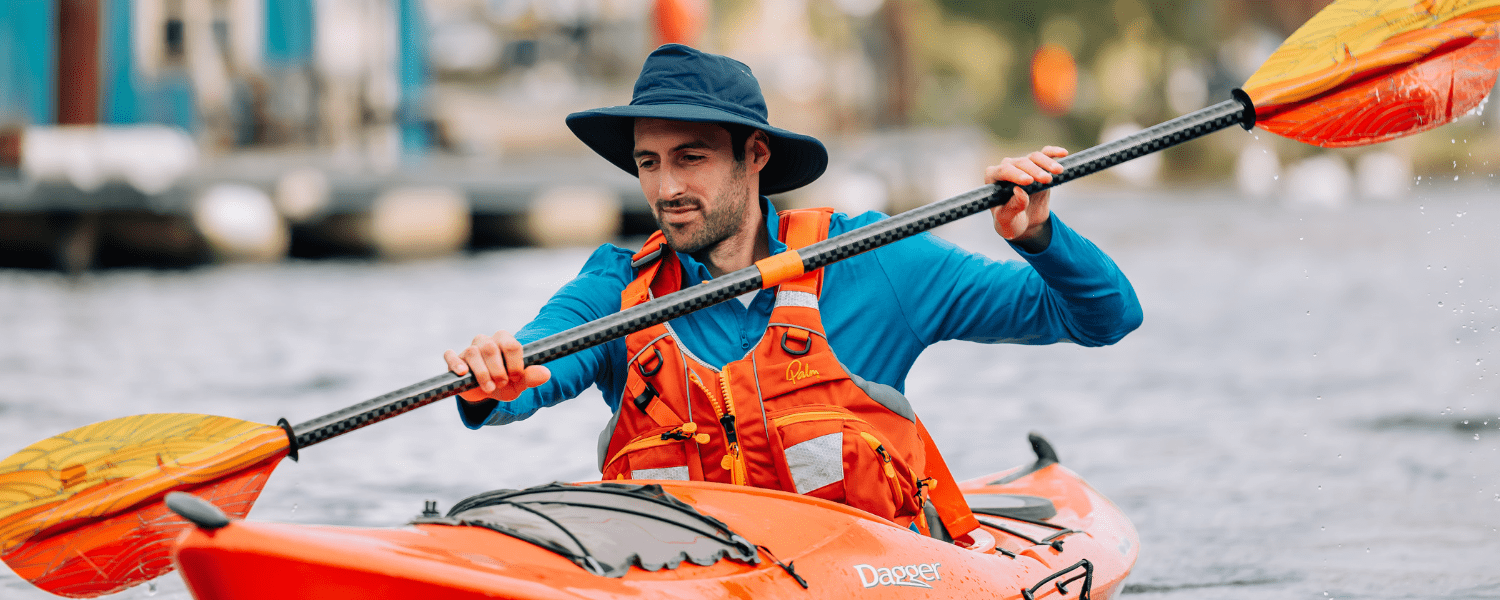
[[633, 118, 754, 255]]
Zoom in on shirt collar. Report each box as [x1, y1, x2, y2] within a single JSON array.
[[676, 196, 784, 282]]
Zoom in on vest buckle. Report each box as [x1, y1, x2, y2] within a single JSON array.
[[780, 329, 812, 355], [632, 382, 658, 412], [636, 347, 664, 377]]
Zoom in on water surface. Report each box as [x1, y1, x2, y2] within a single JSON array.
[[3, 186, 1498, 599]]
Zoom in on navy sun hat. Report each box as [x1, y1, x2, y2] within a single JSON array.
[[566, 44, 828, 196]]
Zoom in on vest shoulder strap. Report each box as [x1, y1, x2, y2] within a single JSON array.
[[624, 231, 672, 309], [776, 207, 834, 296], [777, 207, 834, 250], [631, 232, 669, 267]]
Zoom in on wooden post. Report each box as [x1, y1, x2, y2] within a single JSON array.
[[57, 0, 102, 125]]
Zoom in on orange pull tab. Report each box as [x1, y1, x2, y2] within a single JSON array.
[[754, 250, 805, 289]]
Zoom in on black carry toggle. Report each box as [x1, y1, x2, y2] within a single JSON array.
[[1021, 559, 1093, 600], [780, 331, 811, 355], [632, 382, 659, 413]]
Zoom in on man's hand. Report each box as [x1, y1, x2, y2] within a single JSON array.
[[986, 146, 1068, 248], [444, 331, 551, 403]]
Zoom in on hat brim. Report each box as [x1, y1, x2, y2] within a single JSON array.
[[566, 104, 828, 196]]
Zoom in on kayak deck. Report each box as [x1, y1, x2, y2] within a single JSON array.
[[173, 436, 1136, 599]]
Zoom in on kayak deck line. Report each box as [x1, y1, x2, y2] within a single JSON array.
[[166, 433, 1139, 599]]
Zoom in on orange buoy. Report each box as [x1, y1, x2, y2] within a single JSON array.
[[1031, 43, 1079, 116]]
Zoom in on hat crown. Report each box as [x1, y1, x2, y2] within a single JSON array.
[[630, 44, 769, 126]]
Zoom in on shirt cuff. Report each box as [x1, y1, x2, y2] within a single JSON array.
[[456, 397, 499, 429], [1005, 216, 1054, 255]]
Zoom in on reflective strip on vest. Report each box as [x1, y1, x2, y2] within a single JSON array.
[[774, 290, 818, 309], [785, 432, 843, 494], [632, 466, 690, 481]]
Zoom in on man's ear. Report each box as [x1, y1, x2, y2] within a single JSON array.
[[747, 130, 771, 173]]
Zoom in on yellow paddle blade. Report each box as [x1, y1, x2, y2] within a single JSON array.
[[0, 414, 289, 598], [1245, 0, 1500, 147]]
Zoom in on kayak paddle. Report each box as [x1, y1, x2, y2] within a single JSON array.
[[5, 0, 1500, 596]]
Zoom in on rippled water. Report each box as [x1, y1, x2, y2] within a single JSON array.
[[3, 186, 1499, 599]]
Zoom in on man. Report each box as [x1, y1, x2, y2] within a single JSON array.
[[444, 44, 1141, 540]]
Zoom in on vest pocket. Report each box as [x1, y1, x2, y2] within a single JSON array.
[[601, 427, 694, 481], [770, 409, 922, 522]]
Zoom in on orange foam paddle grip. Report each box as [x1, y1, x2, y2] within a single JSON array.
[[755, 250, 805, 289]]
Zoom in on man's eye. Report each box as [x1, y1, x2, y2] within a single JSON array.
[[638, 159, 657, 169]]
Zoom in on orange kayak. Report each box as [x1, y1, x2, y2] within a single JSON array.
[[170, 434, 1136, 600]]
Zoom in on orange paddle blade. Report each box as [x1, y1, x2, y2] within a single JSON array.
[[1245, 0, 1500, 147], [0, 414, 289, 598]]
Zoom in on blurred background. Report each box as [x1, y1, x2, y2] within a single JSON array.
[[4, 2, 1500, 599], [2, 0, 1497, 270]]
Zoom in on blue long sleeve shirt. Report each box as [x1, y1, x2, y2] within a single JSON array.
[[459, 198, 1141, 428]]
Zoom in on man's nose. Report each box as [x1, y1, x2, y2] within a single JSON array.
[[657, 165, 687, 199]]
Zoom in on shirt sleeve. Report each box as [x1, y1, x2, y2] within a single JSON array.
[[457, 244, 633, 428], [872, 212, 1142, 347]]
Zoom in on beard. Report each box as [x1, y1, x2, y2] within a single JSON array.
[[653, 164, 750, 255]]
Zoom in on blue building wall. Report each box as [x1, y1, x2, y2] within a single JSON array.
[[0, 0, 57, 124], [397, 0, 429, 155], [101, 0, 139, 124], [265, 0, 314, 65]]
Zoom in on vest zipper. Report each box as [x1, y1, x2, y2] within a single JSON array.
[[605, 423, 707, 471], [858, 431, 905, 504], [690, 369, 746, 485], [770, 410, 852, 428]]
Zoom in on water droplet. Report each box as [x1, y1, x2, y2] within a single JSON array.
[[1439, 301, 1445, 306], [291, 503, 298, 514], [1476, 434, 1482, 441], [147, 582, 157, 597]]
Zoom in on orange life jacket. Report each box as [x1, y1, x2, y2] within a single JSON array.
[[599, 208, 978, 539]]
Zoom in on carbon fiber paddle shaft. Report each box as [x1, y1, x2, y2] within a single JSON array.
[[291, 93, 1255, 450]]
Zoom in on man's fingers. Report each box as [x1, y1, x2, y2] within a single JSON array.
[[1015, 154, 1056, 183], [991, 188, 1030, 238], [463, 347, 495, 393], [1029, 151, 1064, 175], [497, 331, 525, 384], [523, 365, 551, 388], [477, 334, 511, 388], [985, 163, 1034, 186], [1041, 145, 1069, 160], [444, 350, 469, 376]]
